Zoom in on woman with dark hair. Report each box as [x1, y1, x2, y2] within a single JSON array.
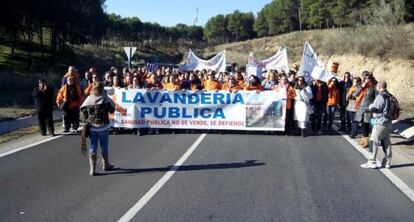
[[293, 76, 313, 137], [129, 75, 145, 89], [354, 72, 377, 148], [339, 72, 353, 132], [235, 71, 245, 87], [347, 77, 362, 138], [146, 73, 163, 135], [179, 72, 191, 90], [325, 77, 340, 132], [189, 73, 203, 91], [275, 75, 296, 135], [112, 75, 124, 89], [81, 81, 115, 176], [244, 75, 263, 91], [222, 76, 243, 92]]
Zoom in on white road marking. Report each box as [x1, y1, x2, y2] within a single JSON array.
[[335, 126, 414, 202], [0, 131, 76, 158], [118, 133, 207, 222]]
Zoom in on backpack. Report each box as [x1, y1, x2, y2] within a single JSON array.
[[383, 92, 401, 120]]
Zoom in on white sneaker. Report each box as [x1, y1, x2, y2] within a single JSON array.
[[380, 158, 391, 169], [361, 161, 378, 169]]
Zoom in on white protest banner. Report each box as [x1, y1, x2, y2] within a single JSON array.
[[183, 49, 226, 73], [246, 64, 262, 78], [247, 48, 289, 78], [311, 66, 333, 82], [298, 42, 325, 82], [264, 48, 289, 73], [112, 89, 286, 131]]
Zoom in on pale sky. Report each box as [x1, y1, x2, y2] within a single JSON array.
[[104, 0, 271, 27]]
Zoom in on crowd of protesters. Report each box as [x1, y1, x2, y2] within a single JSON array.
[[32, 64, 397, 172]]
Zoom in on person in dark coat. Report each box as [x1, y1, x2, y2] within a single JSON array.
[[310, 79, 328, 134], [338, 72, 353, 132], [354, 72, 377, 148], [32, 78, 55, 136]]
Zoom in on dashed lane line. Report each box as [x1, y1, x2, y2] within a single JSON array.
[[118, 133, 207, 222]]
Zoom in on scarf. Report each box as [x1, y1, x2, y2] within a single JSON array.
[[66, 84, 78, 103], [355, 82, 372, 109]]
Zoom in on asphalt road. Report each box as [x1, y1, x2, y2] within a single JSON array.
[[1, 131, 414, 222]]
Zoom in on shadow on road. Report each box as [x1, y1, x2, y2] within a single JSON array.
[[95, 160, 265, 176], [392, 140, 414, 146], [387, 163, 414, 169]]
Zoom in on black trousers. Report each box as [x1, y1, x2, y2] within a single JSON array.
[[339, 105, 351, 130], [362, 122, 371, 137], [311, 102, 326, 131], [64, 107, 80, 130], [37, 111, 54, 135], [285, 108, 295, 134]]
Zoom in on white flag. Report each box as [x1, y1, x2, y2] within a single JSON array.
[[311, 66, 333, 82], [247, 48, 289, 77], [265, 48, 289, 73], [298, 42, 325, 82], [184, 49, 226, 73]]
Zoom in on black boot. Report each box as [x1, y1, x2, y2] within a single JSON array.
[[301, 128, 306, 137], [102, 153, 114, 171]]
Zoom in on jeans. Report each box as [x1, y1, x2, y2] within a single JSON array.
[[89, 128, 109, 155], [347, 111, 357, 137], [325, 105, 337, 130]]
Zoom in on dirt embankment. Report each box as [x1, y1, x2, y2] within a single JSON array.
[[200, 25, 414, 120], [322, 55, 414, 119]]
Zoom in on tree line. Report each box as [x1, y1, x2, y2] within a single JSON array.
[[0, 0, 412, 69], [204, 0, 413, 43], [0, 0, 204, 69]]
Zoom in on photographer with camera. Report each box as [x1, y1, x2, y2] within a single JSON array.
[[354, 72, 377, 148], [32, 78, 55, 136]]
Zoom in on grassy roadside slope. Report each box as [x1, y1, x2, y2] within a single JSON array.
[[0, 39, 184, 110], [201, 24, 414, 120]]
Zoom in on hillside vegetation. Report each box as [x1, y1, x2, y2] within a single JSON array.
[[202, 24, 414, 118]]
